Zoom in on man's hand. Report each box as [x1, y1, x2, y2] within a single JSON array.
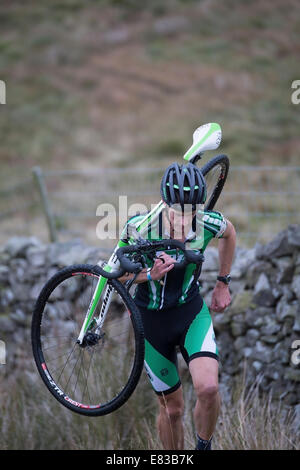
[[150, 252, 174, 281], [210, 282, 231, 312]]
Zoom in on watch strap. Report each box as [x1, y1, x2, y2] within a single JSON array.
[[217, 275, 231, 285]]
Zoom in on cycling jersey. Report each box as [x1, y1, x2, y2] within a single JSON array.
[[120, 206, 226, 395], [121, 208, 227, 310]]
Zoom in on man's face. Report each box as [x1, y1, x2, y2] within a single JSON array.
[[165, 204, 196, 234]]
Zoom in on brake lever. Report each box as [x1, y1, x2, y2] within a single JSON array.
[[125, 271, 140, 292]]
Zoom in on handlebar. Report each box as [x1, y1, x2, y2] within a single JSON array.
[[92, 264, 126, 279], [92, 239, 204, 280], [116, 244, 144, 274], [117, 239, 204, 273]]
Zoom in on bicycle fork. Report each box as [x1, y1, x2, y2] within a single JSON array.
[[77, 248, 122, 345]]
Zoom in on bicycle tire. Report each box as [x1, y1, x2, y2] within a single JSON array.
[[200, 154, 229, 211], [31, 264, 145, 417]]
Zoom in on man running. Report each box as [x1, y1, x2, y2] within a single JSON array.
[[120, 162, 236, 450]]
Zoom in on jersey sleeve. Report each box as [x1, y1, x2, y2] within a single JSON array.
[[202, 210, 227, 239]]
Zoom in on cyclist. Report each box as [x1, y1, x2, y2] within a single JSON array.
[[119, 162, 236, 450]]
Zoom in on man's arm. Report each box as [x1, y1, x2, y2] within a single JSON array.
[[210, 218, 236, 312], [216, 219, 236, 283], [118, 268, 148, 284]]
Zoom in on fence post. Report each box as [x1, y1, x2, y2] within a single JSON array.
[[32, 166, 58, 242]]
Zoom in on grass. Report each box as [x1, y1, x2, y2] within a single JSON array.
[[0, 0, 299, 245], [1, 160, 297, 249], [1, 0, 299, 175], [214, 375, 298, 450], [0, 363, 298, 450]]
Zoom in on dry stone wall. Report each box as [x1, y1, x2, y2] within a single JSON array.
[[0, 226, 299, 415], [200, 224, 300, 409]]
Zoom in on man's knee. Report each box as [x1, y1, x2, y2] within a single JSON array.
[[194, 382, 219, 402], [158, 393, 184, 421]]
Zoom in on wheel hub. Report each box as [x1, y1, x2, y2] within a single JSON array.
[[78, 331, 105, 348]]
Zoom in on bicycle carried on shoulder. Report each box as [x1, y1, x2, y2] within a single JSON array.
[[31, 123, 229, 416]]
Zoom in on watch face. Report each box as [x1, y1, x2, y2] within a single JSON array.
[[218, 275, 231, 284]]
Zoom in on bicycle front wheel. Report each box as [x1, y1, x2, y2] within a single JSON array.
[[31, 264, 144, 416], [201, 154, 229, 211]]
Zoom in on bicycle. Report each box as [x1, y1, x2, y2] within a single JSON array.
[[31, 123, 229, 416]]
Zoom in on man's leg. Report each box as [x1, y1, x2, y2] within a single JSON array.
[[157, 386, 184, 450], [189, 357, 220, 443]]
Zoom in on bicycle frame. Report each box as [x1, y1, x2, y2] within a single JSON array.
[[76, 122, 222, 344], [76, 200, 164, 344]]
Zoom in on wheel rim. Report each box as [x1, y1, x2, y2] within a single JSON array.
[[36, 271, 139, 411], [202, 160, 227, 210]]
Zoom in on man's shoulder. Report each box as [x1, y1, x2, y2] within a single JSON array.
[[197, 209, 225, 222], [204, 210, 226, 226], [196, 209, 227, 238]]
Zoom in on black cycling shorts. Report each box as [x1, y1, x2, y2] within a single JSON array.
[[138, 295, 219, 395]]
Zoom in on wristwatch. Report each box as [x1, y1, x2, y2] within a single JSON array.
[[217, 274, 231, 285]]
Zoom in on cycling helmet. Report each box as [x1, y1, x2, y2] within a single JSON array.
[[160, 162, 207, 211]]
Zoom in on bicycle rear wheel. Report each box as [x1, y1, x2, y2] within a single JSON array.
[[201, 154, 229, 211], [31, 264, 144, 416]]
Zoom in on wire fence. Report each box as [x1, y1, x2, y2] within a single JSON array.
[[1, 165, 299, 250]]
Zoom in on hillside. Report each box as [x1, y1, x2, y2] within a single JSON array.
[[0, 0, 299, 245], [1, 0, 299, 175]]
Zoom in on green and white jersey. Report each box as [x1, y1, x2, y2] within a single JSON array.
[[121, 208, 227, 310]]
